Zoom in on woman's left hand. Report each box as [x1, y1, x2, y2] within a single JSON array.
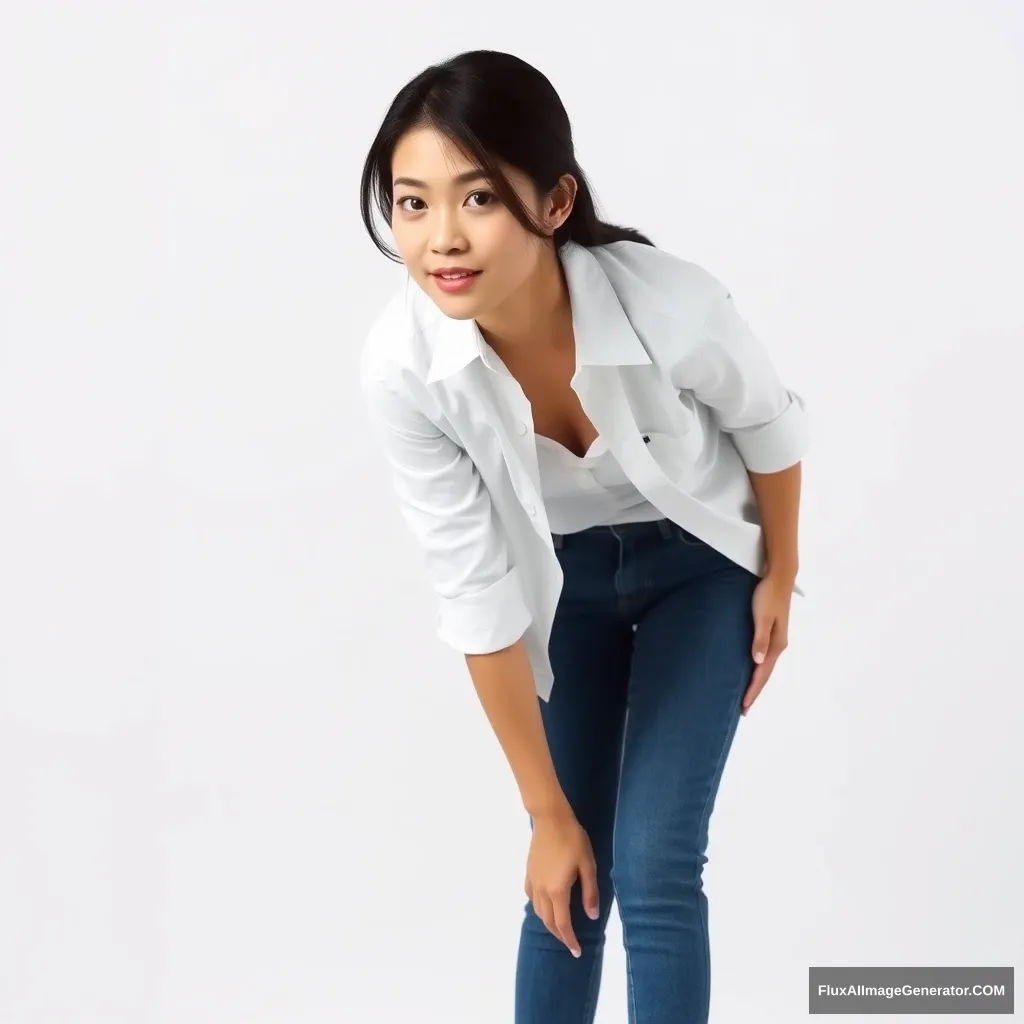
[[742, 573, 794, 716]]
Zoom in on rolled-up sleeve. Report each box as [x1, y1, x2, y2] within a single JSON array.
[[361, 368, 532, 655], [675, 280, 811, 474]]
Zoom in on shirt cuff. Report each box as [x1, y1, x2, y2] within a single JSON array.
[[728, 390, 811, 473], [435, 564, 533, 654]]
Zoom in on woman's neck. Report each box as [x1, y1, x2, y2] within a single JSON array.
[[475, 245, 574, 361]]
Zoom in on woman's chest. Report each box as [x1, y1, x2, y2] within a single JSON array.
[[497, 350, 601, 459]]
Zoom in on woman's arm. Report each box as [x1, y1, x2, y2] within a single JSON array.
[[361, 356, 567, 815], [670, 277, 809, 588], [465, 638, 570, 819], [748, 461, 802, 581], [468, 639, 597, 963], [671, 278, 811, 476]]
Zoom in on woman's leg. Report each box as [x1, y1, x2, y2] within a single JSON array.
[[612, 523, 759, 1024], [514, 527, 633, 1024]]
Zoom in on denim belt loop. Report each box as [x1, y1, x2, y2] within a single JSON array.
[[658, 518, 673, 539]]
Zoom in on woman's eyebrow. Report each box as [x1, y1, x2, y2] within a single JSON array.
[[392, 169, 489, 189]]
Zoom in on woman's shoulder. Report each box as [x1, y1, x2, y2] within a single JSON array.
[[591, 239, 727, 320]]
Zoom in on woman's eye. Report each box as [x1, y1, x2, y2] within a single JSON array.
[[395, 191, 495, 213]]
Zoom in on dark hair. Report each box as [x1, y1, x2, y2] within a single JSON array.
[[359, 49, 655, 263]]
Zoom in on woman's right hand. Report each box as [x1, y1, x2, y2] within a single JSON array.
[[524, 803, 600, 958]]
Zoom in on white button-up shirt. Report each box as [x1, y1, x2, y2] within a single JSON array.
[[360, 239, 810, 701], [533, 432, 666, 534]]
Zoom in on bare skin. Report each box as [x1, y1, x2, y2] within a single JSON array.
[[488, 320, 600, 459]]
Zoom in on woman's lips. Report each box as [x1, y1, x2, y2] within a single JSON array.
[[432, 270, 482, 294]]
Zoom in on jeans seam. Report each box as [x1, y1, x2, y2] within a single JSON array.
[[611, 713, 637, 1024], [609, 525, 630, 621]]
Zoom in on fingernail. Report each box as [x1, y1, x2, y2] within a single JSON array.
[[587, 906, 599, 919], [753, 651, 765, 664], [572, 948, 581, 958]]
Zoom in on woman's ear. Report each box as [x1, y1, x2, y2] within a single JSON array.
[[546, 173, 577, 231]]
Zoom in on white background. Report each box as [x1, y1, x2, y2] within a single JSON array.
[[1, 2, 1021, 1022]]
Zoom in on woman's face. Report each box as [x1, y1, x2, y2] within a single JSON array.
[[389, 127, 571, 321]]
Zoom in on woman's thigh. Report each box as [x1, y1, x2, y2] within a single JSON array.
[[612, 543, 759, 885], [540, 607, 630, 839], [533, 531, 634, 881]]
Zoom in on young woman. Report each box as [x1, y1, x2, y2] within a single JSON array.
[[358, 49, 809, 1024]]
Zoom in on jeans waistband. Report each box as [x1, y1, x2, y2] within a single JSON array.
[[551, 517, 674, 549]]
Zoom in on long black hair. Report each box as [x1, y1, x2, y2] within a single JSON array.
[[359, 49, 654, 263]]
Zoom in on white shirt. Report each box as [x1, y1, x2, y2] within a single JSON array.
[[360, 239, 810, 701], [534, 432, 665, 534], [482, 339, 667, 534]]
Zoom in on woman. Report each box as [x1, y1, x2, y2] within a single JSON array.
[[358, 49, 809, 1024]]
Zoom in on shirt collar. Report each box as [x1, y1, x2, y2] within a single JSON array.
[[425, 240, 652, 383]]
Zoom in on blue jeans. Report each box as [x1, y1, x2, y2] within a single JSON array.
[[514, 518, 759, 1024]]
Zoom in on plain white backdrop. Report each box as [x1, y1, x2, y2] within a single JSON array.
[[1, 2, 1021, 1021]]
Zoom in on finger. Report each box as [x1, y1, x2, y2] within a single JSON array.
[[578, 858, 600, 921], [742, 673, 766, 713], [743, 652, 780, 711], [551, 885, 581, 957], [534, 892, 555, 940], [751, 616, 773, 666]]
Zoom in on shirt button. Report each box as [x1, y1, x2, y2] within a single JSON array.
[[524, 502, 536, 516], [515, 421, 528, 435]]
